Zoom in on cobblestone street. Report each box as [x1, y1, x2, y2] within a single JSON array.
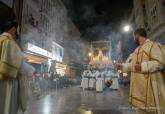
[[23, 85, 136, 114]]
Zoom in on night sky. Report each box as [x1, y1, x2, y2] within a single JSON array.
[[62, 0, 133, 41]]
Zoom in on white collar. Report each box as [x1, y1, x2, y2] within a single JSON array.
[[1, 32, 13, 38]]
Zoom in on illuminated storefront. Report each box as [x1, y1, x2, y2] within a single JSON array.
[[24, 53, 48, 73], [24, 43, 53, 73], [24, 42, 65, 75], [51, 42, 65, 76], [55, 62, 67, 76]]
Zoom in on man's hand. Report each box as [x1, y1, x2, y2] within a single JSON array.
[[135, 64, 141, 72], [116, 63, 123, 70]]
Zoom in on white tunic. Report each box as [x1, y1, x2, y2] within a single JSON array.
[[110, 73, 119, 90], [81, 70, 92, 89], [96, 77, 104, 92], [88, 71, 96, 89]]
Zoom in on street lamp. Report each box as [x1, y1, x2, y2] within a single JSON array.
[[123, 25, 131, 32], [88, 52, 92, 57], [88, 52, 92, 62]]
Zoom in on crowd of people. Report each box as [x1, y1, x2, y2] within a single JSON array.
[[28, 72, 78, 98]]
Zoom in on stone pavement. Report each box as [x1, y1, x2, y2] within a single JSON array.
[[22, 85, 136, 114]]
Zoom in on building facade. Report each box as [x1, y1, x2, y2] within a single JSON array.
[[129, 0, 165, 44], [21, 0, 57, 73], [1, 0, 89, 77], [20, 0, 88, 76]]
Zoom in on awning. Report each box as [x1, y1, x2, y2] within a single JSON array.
[[56, 63, 67, 69], [24, 53, 48, 64]]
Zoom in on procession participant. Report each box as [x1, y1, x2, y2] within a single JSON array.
[[116, 28, 165, 114], [88, 69, 96, 90], [0, 2, 35, 114], [105, 69, 110, 82], [96, 69, 105, 92], [81, 70, 89, 89], [81, 69, 92, 90], [110, 71, 119, 90], [95, 69, 100, 79]]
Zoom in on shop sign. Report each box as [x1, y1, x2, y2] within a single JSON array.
[[27, 43, 53, 58]]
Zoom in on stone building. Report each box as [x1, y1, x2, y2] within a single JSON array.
[[0, 0, 90, 76], [20, 0, 88, 76], [130, 0, 146, 28], [129, 0, 165, 44], [21, 0, 59, 51]]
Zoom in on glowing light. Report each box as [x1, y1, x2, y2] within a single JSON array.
[[27, 43, 53, 58], [84, 110, 93, 114], [48, 59, 52, 71], [123, 25, 131, 32], [123, 73, 128, 77], [118, 70, 122, 73], [88, 52, 92, 57], [27, 43, 63, 62]]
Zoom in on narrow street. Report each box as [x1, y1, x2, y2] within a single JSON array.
[[1, 0, 165, 114], [23, 85, 135, 114]]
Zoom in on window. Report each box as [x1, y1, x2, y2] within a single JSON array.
[[143, 5, 147, 17], [60, 48, 63, 57], [147, 27, 151, 32], [28, 13, 38, 27], [150, 5, 158, 25]]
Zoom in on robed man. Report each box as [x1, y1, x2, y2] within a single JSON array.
[[117, 28, 165, 114], [0, 2, 35, 114]]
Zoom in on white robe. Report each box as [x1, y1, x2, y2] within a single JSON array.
[[105, 71, 112, 83], [88, 71, 96, 89], [96, 77, 104, 92], [0, 33, 35, 114], [122, 39, 165, 113], [81, 70, 91, 89], [110, 73, 119, 90]]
